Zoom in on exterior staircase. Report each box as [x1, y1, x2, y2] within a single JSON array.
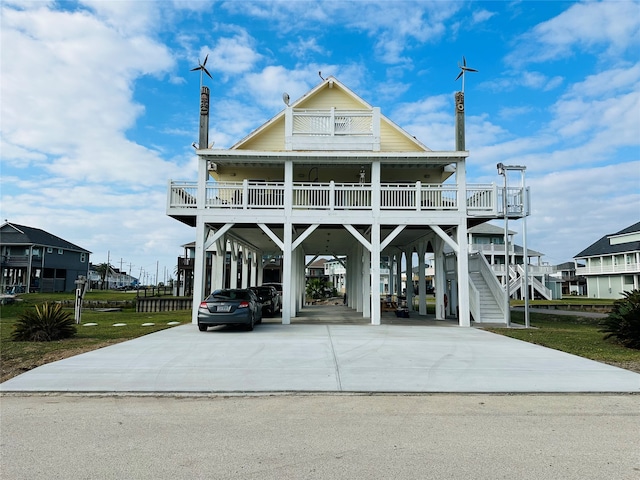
[[470, 271, 504, 323], [468, 252, 507, 324]]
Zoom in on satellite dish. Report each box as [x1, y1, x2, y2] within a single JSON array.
[[282, 92, 290, 106]]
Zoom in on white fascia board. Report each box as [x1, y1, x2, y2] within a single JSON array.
[[199, 150, 468, 163]]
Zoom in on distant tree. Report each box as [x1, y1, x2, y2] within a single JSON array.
[[94, 263, 113, 290], [600, 290, 640, 350], [306, 278, 330, 299]]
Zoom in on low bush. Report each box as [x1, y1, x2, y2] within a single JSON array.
[[12, 302, 77, 342], [600, 290, 640, 349]]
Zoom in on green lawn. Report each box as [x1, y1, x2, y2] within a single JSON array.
[[486, 310, 640, 372], [0, 295, 191, 382]]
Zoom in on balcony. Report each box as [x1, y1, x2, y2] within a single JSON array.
[[167, 180, 503, 216], [286, 108, 380, 151], [576, 263, 640, 275]]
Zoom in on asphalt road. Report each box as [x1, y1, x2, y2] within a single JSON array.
[[1, 393, 639, 480]]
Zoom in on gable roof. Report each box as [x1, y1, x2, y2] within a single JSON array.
[[468, 223, 517, 236], [0, 223, 90, 253], [231, 76, 431, 152], [574, 221, 640, 258]]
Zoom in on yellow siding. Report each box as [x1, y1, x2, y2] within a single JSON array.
[[235, 82, 428, 153], [379, 121, 426, 152], [237, 120, 285, 151], [297, 88, 367, 110]]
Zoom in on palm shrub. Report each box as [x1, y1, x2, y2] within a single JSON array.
[[12, 302, 77, 342], [600, 290, 640, 349]]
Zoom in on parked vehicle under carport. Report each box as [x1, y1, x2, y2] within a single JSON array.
[[197, 289, 262, 331], [249, 285, 281, 316]]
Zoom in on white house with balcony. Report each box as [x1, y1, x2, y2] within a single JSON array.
[[466, 223, 554, 301], [167, 77, 527, 326], [574, 221, 640, 299]]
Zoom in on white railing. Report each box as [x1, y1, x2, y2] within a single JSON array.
[[380, 183, 458, 210], [496, 186, 530, 217], [489, 263, 555, 276], [576, 263, 640, 275], [168, 180, 500, 214], [293, 109, 373, 136], [168, 181, 197, 208]]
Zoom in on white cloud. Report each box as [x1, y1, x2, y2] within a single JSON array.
[[522, 162, 640, 263], [509, 1, 640, 64], [1, 4, 179, 184], [472, 9, 496, 24]]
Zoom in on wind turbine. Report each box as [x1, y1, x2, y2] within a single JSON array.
[[191, 54, 213, 87], [455, 56, 478, 92]]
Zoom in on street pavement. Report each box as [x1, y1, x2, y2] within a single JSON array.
[[1, 394, 639, 480]]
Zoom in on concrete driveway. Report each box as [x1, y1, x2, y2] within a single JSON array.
[[2, 313, 639, 393]]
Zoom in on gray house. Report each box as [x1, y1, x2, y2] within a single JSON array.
[[0, 222, 91, 293], [574, 221, 640, 299]]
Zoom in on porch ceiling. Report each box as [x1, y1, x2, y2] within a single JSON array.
[[212, 223, 458, 257]]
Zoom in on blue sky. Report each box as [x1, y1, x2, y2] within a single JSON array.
[[1, 0, 639, 283]]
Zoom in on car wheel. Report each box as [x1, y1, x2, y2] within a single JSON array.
[[198, 324, 207, 332]]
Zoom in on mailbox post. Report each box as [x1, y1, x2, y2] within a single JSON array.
[[74, 276, 88, 324]]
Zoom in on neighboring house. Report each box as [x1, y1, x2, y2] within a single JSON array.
[[167, 76, 527, 325], [306, 258, 327, 279], [324, 257, 346, 294], [87, 264, 139, 290], [574, 221, 640, 299], [548, 262, 586, 296], [1, 222, 90, 293], [466, 223, 555, 300]]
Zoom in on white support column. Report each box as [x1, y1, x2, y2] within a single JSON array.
[[434, 237, 446, 320], [370, 160, 381, 324], [191, 155, 209, 324], [363, 242, 371, 319], [191, 219, 209, 324], [254, 253, 262, 286], [418, 242, 427, 316], [241, 248, 249, 288], [395, 250, 403, 299], [355, 244, 363, 313], [281, 160, 293, 324], [214, 238, 225, 290], [370, 222, 381, 324], [229, 242, 238, 289], [456, 158, 471, 327], [406, 248, 413, 311]]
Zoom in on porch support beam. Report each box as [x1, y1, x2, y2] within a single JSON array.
[[344, 225, 371, 252], [293, 224, 319, 250], [258, 224, 283, 250], [430, 224, 459, 254], [204, 223, 234, 251], [380, 225, 406, 251]]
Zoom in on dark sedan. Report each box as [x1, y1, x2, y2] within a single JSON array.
[[249, 285, 281, 316], [197, 289, 262, 331]]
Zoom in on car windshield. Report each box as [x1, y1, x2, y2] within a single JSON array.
[[255, 287, 272, 295]]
